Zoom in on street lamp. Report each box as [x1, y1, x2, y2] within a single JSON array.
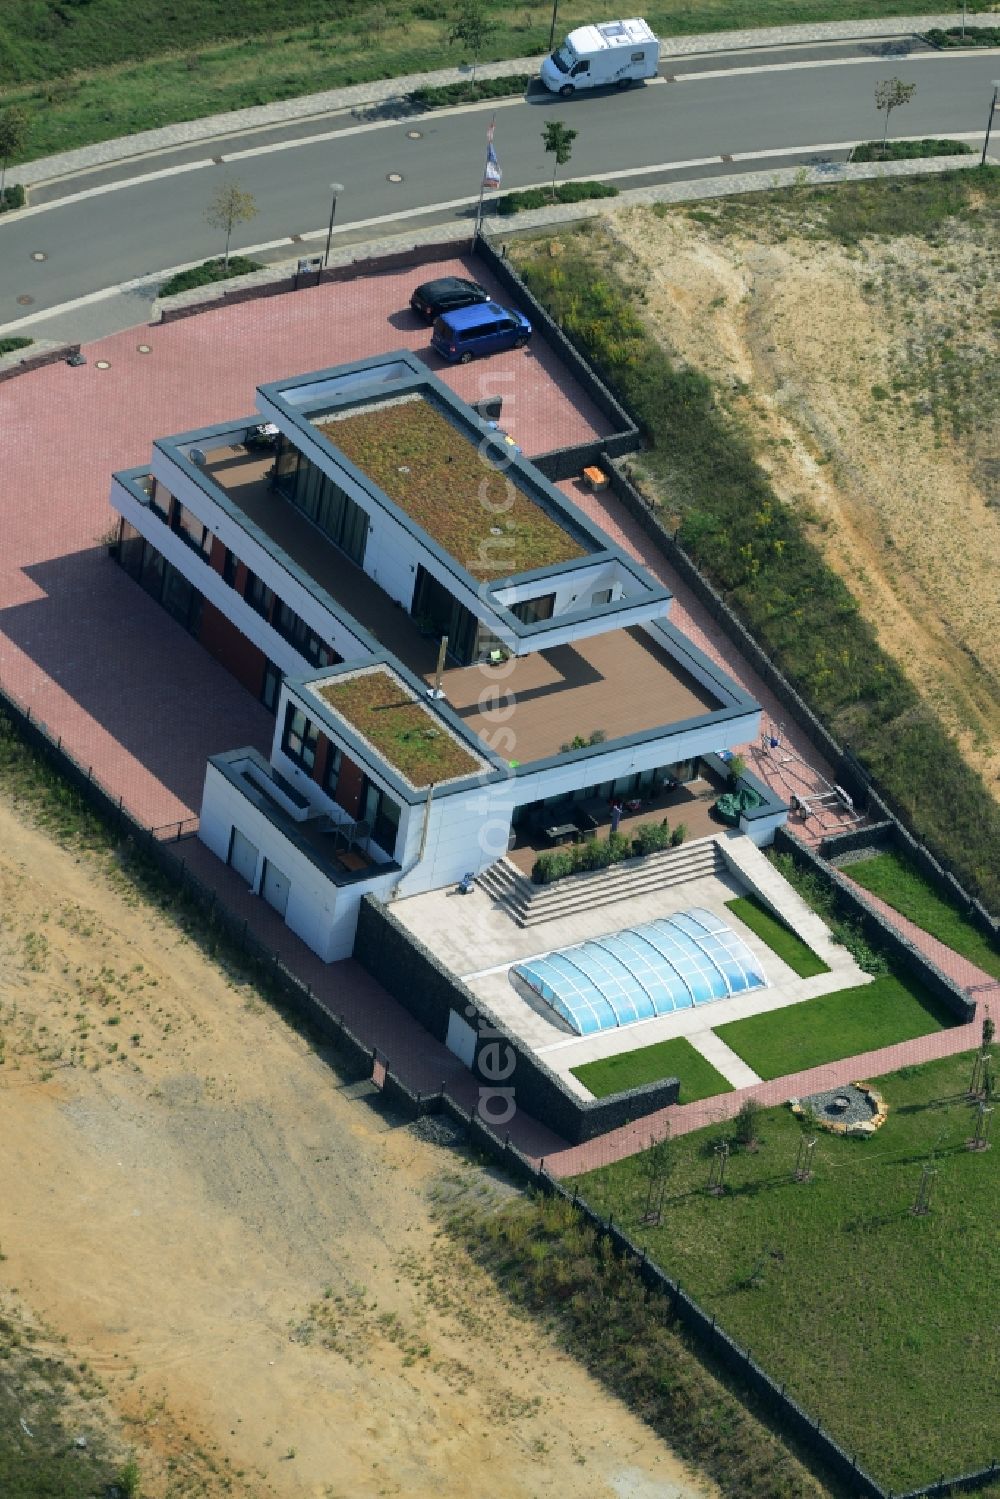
[[548, 0, 559, 54], [323, 182, 345, 267], [982, 81, 1000, 167]]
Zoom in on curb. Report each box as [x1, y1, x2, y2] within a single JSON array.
[[11, 12, 977, 187], [149, 149, 988, 325]]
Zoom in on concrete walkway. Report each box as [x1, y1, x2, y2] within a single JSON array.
[[13, 13, 973, 187]]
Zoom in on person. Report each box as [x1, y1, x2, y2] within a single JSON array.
[[610, 800, 623, 834]]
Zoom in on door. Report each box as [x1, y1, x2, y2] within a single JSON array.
[[446, 1009, 477, 1070], [261, 859, 291, 917], [228, 827, 259, 887]]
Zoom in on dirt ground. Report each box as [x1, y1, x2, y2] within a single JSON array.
[[606, 196, 1000, 796], [0, 796, 716, 1499]]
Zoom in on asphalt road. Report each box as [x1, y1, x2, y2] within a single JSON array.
[[2, 45, 997, 336]]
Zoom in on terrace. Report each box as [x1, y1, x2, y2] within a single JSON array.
[[314, 392, 589, 582], [202, 447, 724, 767]]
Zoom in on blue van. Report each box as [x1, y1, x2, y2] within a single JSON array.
[[431, 302, 532, 363]]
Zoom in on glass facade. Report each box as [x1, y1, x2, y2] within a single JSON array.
[[118, 522, 203, 637], [274, 439, 368, 566]]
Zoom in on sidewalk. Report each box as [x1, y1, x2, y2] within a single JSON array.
[[12, 12, 972, 187]]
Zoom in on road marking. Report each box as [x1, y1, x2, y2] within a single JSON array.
[[0, 133, 985, 337], [674, 49, 1000, 81]]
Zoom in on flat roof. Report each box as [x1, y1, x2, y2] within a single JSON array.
[[310, 665, 488, 789], [314, 393, 587, 582]]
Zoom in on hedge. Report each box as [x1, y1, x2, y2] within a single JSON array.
[[496, 181, 619, 215], [159, 255, 263, 296], [511, 221, 1000, 913], [851, 139, 973, 162], [0, 183, 25, 212]]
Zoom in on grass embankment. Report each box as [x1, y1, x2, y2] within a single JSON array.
[[851, 137, 974, 161], [846, 850, 1000, 979], [0, 1299, 137, 1499], [158, 254, 262, 296], [575, 1049, 1000, 1490], [571, 1036, 733, 1101], [3, 0, 994, 162], [716, 972, 956, 1077], [725, 894, 829, 977], [509, 171, 1000, 914], [450, 1192, 831, 1499]]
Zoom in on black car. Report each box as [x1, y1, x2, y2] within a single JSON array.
[[410, 276, 491, 321]]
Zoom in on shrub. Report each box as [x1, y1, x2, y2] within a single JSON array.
[[0, 335, 33, 356], [531, 848, 576, 884], [159, 255, 263, 296], [495, 181, 618, 216], [670, 823, 687, 846], [924, 25, 1000, 46], [633, 820, 670, 856], [733, 1096, 763, 1149], [851, 138, 973, 162], [831, 921, 889, 976], [727, 754, 747, 784], [0, 182, 25, 212], [410, 73, 535, 107]]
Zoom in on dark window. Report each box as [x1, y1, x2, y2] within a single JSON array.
[[173, 501, 212, 558], [282, 704, 319, 771], [223, 548, 238, 586], [363, 779, 401, 858], [150, 480, 172, 524], [139, 541, 166, 601], [512, 593, 556, 626], [285, 454, 368, 567], [245, 571, 275, 621], [261, 660, 283, 714], [161, 563, 195, 626], [571, 60, 590, 75], [323, 744, 343, 798], [591, 588, 613, 606], [119, 521, 145, 581]]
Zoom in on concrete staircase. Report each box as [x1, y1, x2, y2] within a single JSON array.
[[477, 836, 724, 928]]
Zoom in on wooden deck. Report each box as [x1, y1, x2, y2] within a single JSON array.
[[205, 449, 721, 765], [506, 775, 727, 874]]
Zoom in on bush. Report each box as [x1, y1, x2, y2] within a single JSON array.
[[633, 820, 670, 856], [924, 25, 1000, 46], [410, 73, 535, 107], [670, 823, 688, 847], [532, 848, 574, 884], [159, 255, 263, 296], [733, 1096, 763, 1148], [0, 335, 33, 356], [851, 138, 974, 162], [496, 180, 618, 216], [0, 182, 25, 212]]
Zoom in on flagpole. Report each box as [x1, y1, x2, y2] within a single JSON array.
[[475, 114, 497, 240]]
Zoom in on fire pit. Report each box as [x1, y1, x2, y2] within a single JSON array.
[[789, 1082, 888, 1137]]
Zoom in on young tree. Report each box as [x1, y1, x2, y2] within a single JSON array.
[[733, 1095, 763, 1150], [542, 119, 577, 201], [449, 0, 496, 82], [874, 77, 916, 154], [205, 180, 258, 270], [0, 105, 29, 206]]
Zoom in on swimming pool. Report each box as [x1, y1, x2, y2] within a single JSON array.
[[511, 907, 767, 1036]]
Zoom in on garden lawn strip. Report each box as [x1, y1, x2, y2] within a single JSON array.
[[846, 851, 1000, 980], [571, 1036, 734, 1102], [725, 894, 829, 977], [715, 973, 956, 1078]]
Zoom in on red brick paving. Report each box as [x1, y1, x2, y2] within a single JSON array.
[[0, 254, 610, 830]]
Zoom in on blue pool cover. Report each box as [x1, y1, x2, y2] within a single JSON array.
[[512, 907, 767, 1036]]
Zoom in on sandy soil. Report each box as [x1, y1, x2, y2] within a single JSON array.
[[0, 798, 716, 1499], [605, 198, 1000, 795]]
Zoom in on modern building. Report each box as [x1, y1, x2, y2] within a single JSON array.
[[110, 351, 781, 960]]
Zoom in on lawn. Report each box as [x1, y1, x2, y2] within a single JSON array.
[[574, 1049, 1000, 1489], [715, 974, 957, 1078], [846, 851, 1000, 981], [317, 667, 482, 787], [725, 894, 829, 978], [3, 1, 992, 163], [571, 1036, 733, 1102]]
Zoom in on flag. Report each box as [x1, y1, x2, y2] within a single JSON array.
[[483, 140, 502, 190]]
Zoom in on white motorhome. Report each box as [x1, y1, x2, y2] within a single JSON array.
[[540, 17, 659, 95]]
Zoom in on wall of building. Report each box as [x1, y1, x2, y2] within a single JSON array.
[[199, 761, 398, 960], [198, 600, 268, 697]]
